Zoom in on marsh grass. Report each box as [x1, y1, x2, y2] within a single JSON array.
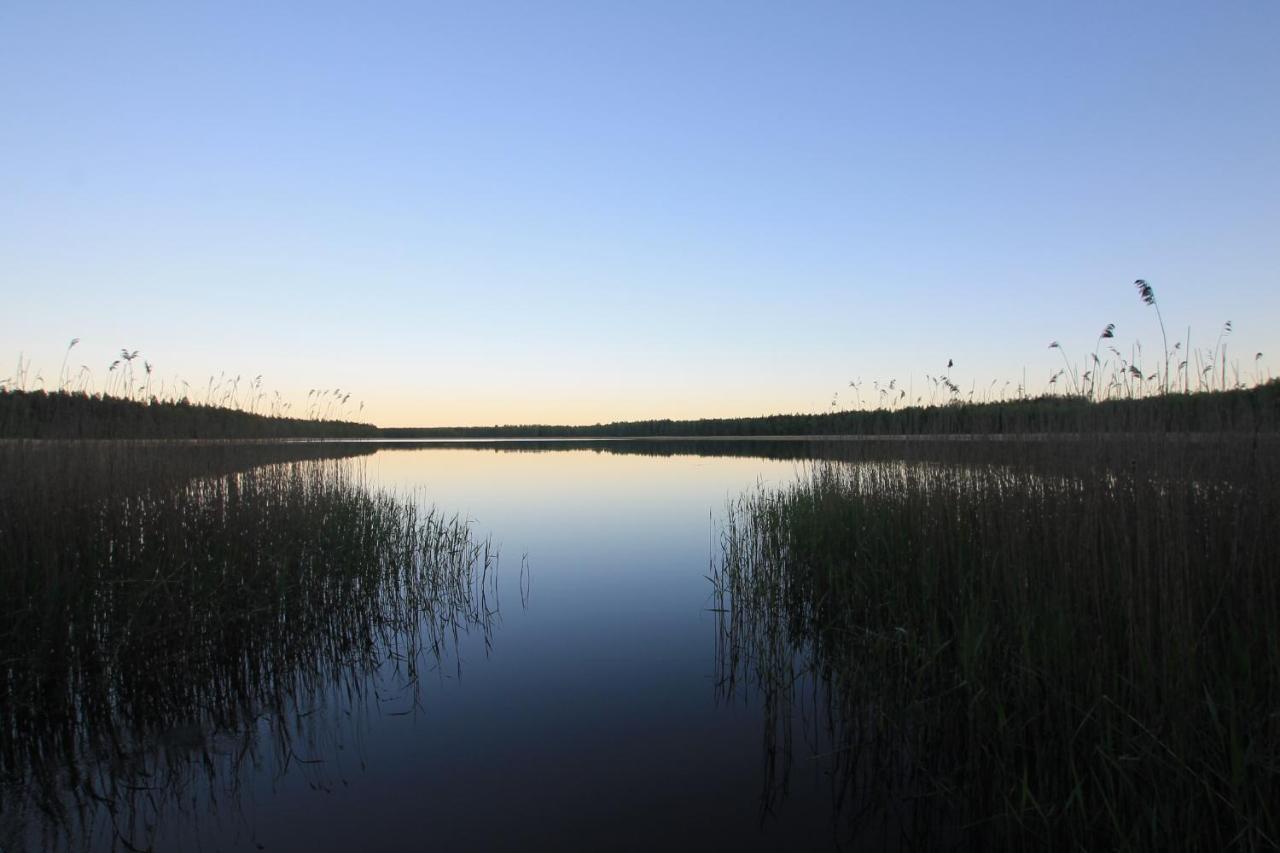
[[713, 437, 1280, 851], [3, 343, 365, 421], [0, 442, 499, 851]]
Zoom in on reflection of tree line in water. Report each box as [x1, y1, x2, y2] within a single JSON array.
[[371, 437, 859, 463], [712, 437, 1279, 852], [375, 433, 1280, 483], [0, 443, 501, 852]]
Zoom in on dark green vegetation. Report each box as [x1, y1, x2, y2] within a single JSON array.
[[3, 286, 1270, 441], [0, 389, 378, 439], [387, 281, 1270, 438], [0, 441, 498, 851], [384, 382, 1280, 438], [6, 376, 1277, 441], [713, 437, 1279, 851]]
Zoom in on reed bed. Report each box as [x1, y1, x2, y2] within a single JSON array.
[[713, 437, 1279, 851], [0, 442, 498, 851]]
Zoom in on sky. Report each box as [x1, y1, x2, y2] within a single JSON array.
[[2, 1, 1278, 427]]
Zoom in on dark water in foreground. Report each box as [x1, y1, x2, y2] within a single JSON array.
[[2, 441, 860, 852]]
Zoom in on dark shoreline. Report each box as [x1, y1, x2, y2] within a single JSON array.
[[5, 381, 1278, 440]]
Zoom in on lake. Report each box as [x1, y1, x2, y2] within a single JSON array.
[[1, 439, 869, 852], [6, 435, 1275, 852]]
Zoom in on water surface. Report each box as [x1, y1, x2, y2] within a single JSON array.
[[2, 440, 857, 852]]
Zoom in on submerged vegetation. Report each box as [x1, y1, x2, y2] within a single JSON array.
[[0, 442, 499, 851], [714, 437, 1279, 851]]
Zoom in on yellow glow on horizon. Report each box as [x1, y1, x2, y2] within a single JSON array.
[[364, 391, 832, 429]]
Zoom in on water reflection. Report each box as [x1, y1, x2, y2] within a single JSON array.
[[9, 437, 1243, 850], [712, 560, 957, 852], [0, 442, 499, 852]]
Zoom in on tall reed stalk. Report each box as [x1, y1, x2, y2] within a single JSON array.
[[0, 442, 499, 851], [714, 437, 1280, 851]]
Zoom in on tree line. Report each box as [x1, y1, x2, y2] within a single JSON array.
[[4, 382, 1277, 440], [0, 390, 379, 439]]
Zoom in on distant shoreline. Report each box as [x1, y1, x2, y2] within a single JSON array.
[[4, 382, 1277, 440]]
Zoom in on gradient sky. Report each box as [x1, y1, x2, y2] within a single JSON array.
[[2, 1, 1278, 427]]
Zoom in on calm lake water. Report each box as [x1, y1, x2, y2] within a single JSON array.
[[3, 440, 867, 852]]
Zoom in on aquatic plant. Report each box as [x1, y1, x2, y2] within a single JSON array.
[[713, 436, 1280, 851], [0, 442, 499, 851], [0, 343, 367, 427], [1134, 279, 1171, 393]]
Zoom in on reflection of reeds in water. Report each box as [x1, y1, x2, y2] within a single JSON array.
[[0, 443, 499, 851], [713, 439, 1279, 851]]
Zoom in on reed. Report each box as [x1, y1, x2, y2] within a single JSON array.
[[0, 389, 378, 439], [0, 342, 371, 437], [0, 441, 499, 851], [713, 436, 1280, 851]]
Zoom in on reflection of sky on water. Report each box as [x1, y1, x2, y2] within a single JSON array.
[[163, 446, 839, 851], [363, 447, 807, 609]]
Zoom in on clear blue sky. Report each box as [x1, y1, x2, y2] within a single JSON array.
[[2, 1, 1277, 426]]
